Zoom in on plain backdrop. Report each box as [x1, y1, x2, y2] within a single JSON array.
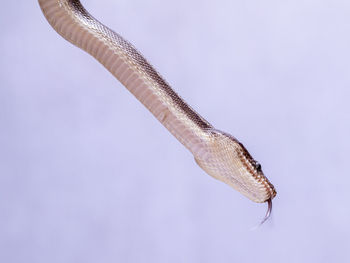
[[1, 0, 350, 262]]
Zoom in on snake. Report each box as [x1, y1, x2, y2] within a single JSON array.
[[38, 0, 277, 222]]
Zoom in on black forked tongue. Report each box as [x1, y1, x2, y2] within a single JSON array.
[[260, 198, 273, 225]]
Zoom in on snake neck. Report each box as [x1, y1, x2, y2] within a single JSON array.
[[39, 0, 213, 154]]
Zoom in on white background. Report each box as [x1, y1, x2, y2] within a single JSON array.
[[1, 0, 350, 262]]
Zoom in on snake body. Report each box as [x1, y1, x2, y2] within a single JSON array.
[[38, 0, 276, 208]]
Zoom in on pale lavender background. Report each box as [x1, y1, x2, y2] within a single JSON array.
[[1, 0, 350, 262]]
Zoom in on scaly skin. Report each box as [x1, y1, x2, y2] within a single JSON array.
[[38, 0, 276, 206]]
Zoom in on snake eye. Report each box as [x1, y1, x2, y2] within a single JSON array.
[[255, 162, 262, 172]]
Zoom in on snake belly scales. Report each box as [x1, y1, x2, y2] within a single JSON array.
[[38, 0, 277, 220]]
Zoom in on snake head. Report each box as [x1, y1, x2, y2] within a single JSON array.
[[194, 129, 276, 203]]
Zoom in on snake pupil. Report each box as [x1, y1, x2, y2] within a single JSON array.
[[255, 162, 262, 171]]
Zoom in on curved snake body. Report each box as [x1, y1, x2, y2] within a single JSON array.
[[38, 0, 276, 213]]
